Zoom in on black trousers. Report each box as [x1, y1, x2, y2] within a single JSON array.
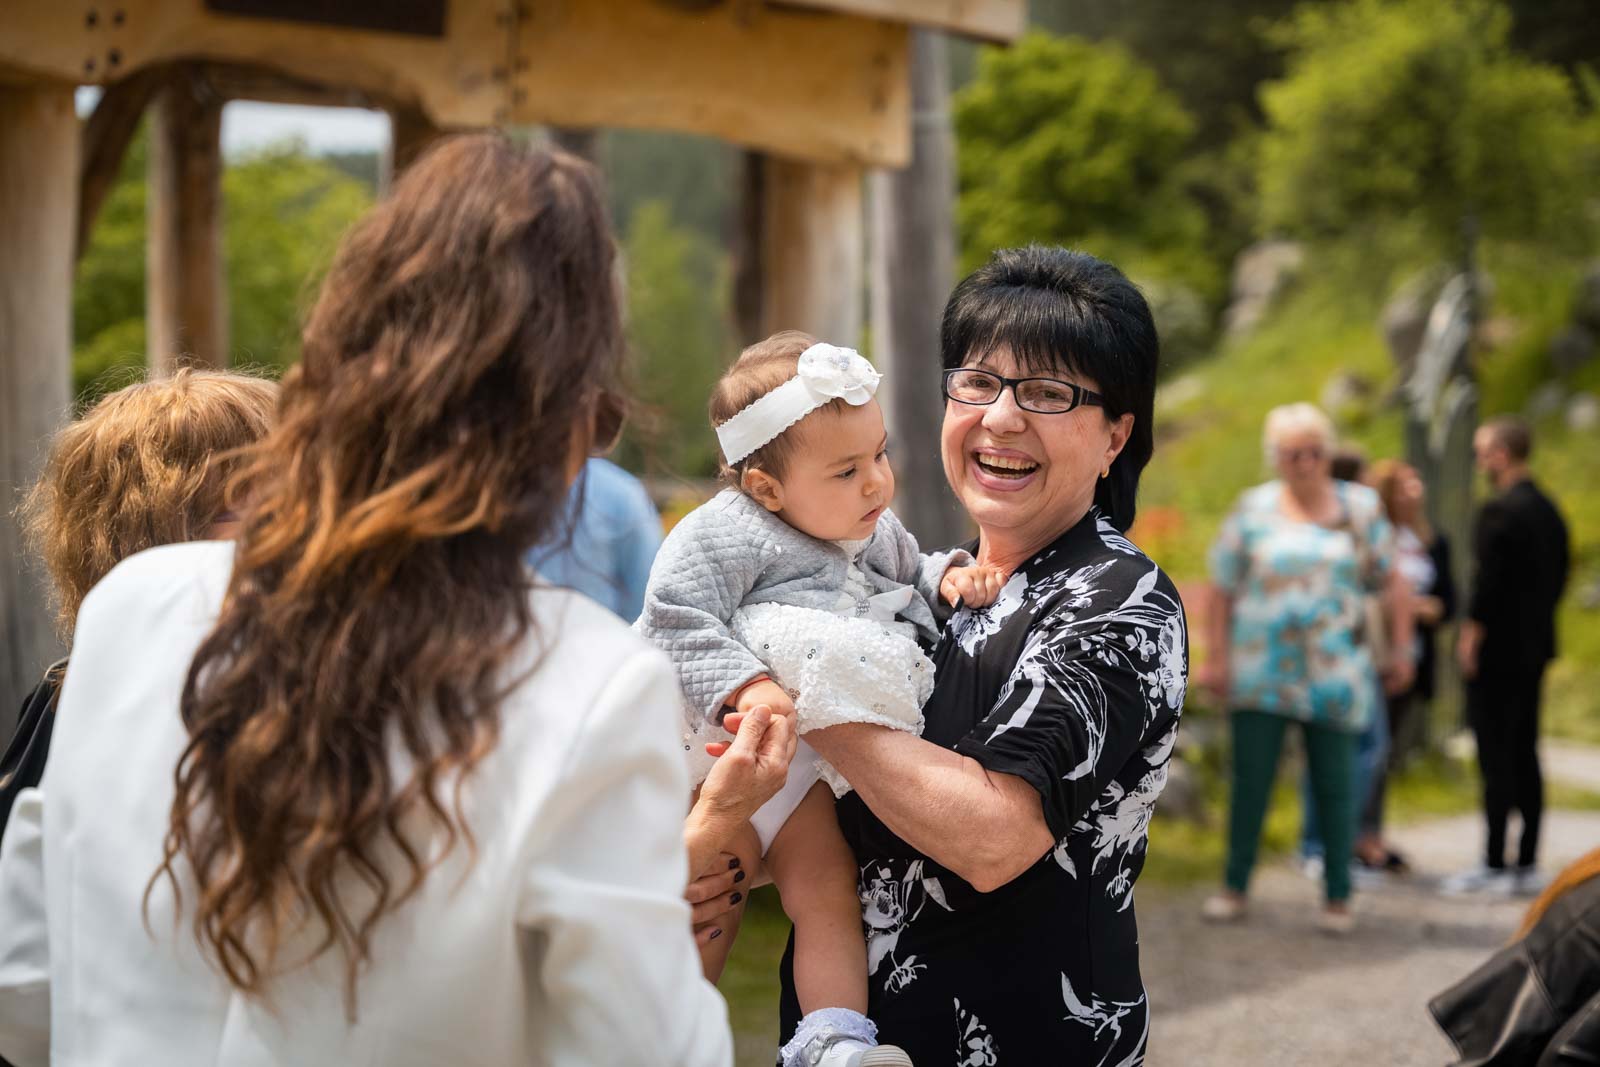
[[1467, 663, 1547, 870]]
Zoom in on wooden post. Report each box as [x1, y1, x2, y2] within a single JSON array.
[[761, 156, 864, 346], [383, 103, 445, 194], [0, 83, 75, 724], [731, 151, 767, 345], [147, 70, 228, 374], [869, 29, 967, 548], [550, 126, 601, 164]]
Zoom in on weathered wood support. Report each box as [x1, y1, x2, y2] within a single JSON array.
[[0, 84, 75, 723], [146, 68, 228, 374], [869, 29, 967, 547], [761, 156, 864, 346], [79, 65, 172, 260], [383, 102, 447, 193]]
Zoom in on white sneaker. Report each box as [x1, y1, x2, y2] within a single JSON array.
[[1200, 892, 1247, 923], [1510, 866, 1547, 897], [1317, 906, 1355, 937], [1439, 865, 1514, 896]]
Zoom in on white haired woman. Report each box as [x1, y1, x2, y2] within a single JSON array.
[[1198, 403, 1414, 933]]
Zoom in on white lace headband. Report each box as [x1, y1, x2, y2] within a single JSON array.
[[716, 343, 881, 465]]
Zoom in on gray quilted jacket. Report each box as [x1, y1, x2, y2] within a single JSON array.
[[636, 489, 967, 722]]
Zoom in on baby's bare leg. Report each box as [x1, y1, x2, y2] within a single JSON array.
[[694, 819, 762, 983], [766, 781, 867, 1014]]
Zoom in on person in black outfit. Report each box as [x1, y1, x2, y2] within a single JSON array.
[[1455, 415, 1569, 894]]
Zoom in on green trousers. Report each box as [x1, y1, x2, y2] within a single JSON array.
[[1225, 710, 1358, 903]]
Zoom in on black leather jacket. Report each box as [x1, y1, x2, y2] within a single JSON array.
[[1430, 874, 1600, 1065]]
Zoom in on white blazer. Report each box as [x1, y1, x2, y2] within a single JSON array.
[[0, 541, 731, 1066]]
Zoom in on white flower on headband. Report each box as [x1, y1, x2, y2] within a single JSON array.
[[715, 342, 882, 464], [797, 343, 880, 406]]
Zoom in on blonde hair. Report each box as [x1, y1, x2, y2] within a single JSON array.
[[19, 368, 279, 638], [1263, 402, 1336, 465], [708, 330, 850, 487]]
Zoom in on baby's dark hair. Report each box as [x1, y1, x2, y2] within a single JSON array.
[[709, 330, 851, 489]]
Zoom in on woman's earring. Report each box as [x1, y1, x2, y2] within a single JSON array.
[[1101, 464, 1110, 479]]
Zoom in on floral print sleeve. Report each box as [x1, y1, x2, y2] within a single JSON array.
[[954, 563, 1187, 841]]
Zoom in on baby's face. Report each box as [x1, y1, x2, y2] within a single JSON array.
[[773, 398, 895, 542]]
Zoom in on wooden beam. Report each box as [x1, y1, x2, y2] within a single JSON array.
[[146, 68, 228, 373], [0, 0, 911, 167], [0, 84, 74, 729], [777, 0, 1025, 42], [869, 30, 967, 547], [761, 156, 864, 346], [79, 64, 173, 260]]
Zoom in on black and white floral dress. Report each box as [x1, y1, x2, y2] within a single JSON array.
[[779, 508, 1187, 1066]]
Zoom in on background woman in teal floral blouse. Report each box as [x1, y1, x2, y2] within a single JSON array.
[[1198, 403, 1414, 934]]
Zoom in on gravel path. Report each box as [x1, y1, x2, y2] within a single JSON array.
[[1139, 808, 1600, 1066]]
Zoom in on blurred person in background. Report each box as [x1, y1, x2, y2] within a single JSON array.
[[1354, 458, 1456, 875], [1448, 416, 1569, 896], [1201, 403, 1413, 934], [2, 369, 279, 834], [527, 454, 663, 621]]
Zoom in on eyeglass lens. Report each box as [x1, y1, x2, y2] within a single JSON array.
[[945, 369, 1083, 413]]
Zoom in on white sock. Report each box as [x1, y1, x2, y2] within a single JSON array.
[[779, 1007, 877, 1067]]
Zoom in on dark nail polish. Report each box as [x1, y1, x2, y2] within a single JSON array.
[[709, 928, 722, 940], [729, 891, 743, 905], [733, 869, 746, 883], [728, 857, 741, 870]]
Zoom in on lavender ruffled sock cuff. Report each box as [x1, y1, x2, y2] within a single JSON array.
[[778, 1007, 878, 1067]]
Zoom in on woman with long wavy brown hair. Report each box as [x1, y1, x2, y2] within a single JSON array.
[[0, 135, 776, 1067]]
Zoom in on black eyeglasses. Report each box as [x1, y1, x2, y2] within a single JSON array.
[[942, 368, 1104, 415]]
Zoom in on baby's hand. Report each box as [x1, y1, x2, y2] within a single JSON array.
[[941, 564, 1007, 609], [733, 678, 796, 720]]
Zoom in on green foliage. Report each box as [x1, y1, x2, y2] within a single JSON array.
[[953, 31, 1223, 311], [614, 199, 731, 479], [72, 130, 372, 397], [222, 142, 372, 369], [603, 129, 734, 246], [1257, 0, 1600, 255]]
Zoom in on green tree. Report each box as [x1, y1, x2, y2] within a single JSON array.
[[1256, 0, 1599, 256], [614, 199, 731, 479], [72, 130, 372, 398], [953, 31, 1223, 359]]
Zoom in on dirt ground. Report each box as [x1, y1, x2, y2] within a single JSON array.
[[1140, 808, 1600, 1066]]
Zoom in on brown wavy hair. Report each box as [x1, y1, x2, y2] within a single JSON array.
[[19, 368, 278, 639], [150, 134, 626, 1007]]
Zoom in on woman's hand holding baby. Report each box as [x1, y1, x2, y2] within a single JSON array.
[[941, 563, 1007, 609]]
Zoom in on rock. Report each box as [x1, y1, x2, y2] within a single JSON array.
[[1577, 575, 1600, 613], [1140, 279, 1212, 368], [1528, 381, 1568, 420], [1380, 275, 1436, 373], [1565, 391, 1600, 433], [1157, 757, 1209, 826], [1223, 240, 1303, 338], [1551, 324, 1597, 376], [1321, 371, 1377, 418], [1574, 261, 1600, 332]]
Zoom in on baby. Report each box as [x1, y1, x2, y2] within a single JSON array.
[[637, 332, 1002, 1067]]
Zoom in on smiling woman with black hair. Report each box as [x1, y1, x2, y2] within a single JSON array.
[[781, 247, 1188, 1064]]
